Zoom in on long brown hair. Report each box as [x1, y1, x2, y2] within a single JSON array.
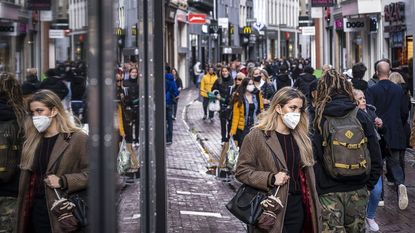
[[254, 87, 314, 166], [21, 90, 81, 170], [0, 72, 26, 129], [314, 69, 354, 133]]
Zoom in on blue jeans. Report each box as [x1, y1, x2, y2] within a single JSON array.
[[367, 177, 382, 219], [166, 105, 173, 142]]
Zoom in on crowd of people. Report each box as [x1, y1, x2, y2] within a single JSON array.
[[195, 57, 413, 232]]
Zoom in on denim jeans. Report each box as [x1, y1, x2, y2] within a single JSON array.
[[367, 177, 382, 219], [166, 105, 173, 142], [386, 149, 405, 186]]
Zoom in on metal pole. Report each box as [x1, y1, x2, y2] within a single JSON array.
[[138, 0, 166, 232], [87, 0, 117, 233]]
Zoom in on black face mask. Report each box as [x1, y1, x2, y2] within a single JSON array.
[[222, 74, 230, 80], [253, 75, 261, 82]]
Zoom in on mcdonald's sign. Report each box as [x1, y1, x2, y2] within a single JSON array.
[[241, 26, 252, 35], [115, 27, 125, 36], [230, 25, 234, 35]]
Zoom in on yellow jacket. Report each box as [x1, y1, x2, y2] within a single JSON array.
[[200, 73, 217, 98], [230, 93, 264, 135]]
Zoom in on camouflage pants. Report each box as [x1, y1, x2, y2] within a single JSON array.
[[0, 197, 17, 233], [319, 188, 369, 233]]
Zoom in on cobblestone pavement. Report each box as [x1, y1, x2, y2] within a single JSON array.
[[118, 88, 246, 233], [119, 87, 415, 232]]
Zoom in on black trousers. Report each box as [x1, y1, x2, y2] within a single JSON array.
[[283, 193, 305, 233], [31, 198, 51, 233], [219, 109, 231, 142], [202, 97, 214, 119]]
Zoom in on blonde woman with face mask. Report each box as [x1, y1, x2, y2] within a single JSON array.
[[235, 87, 321, 233], [16, 90, 88, 233]]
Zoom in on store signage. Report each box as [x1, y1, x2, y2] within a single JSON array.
[[0, 22, 18, 36], [188, 13, 206, 24], [335, 18, 343, 30], [218, 18, 228, 29], [343, 18, 368, 32], [223, 47, 232, 54], [241, 26, 252, 35], [49, 29, 65, 39], [384, 2, 405, 23], [40, 10, 52, 21], [253, 22, 265, 32], [311, 0, 335, 7], [27, 0, 51, 10], [299, 16, 313, 27], [301, 26, 315, 36]]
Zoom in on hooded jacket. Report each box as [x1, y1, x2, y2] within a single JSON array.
[[294, 73, 317, 97], [312, 95, 382, 194], [273, 73, 293, 91], [165, 73, 179, 106]]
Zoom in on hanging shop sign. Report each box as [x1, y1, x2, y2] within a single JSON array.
[[218, 18, 229, 29], [300, 26, 315, 36], [384, 2, 406, 33], [188, 13, 206, 24], [253, 22, 265, 32], [311, 0, 335, 7], [27, 0, 51, 10], [49, 29, 65, 39], [0, 22, 27, 36], [335, 18, 343, 30], [343, 17, 368, 32], [241, 26, 252, 35]]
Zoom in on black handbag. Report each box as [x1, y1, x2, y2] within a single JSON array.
[[225, 184, 267, 225]]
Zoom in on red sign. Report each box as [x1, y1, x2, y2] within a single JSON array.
[[188, 13, 206, 24]]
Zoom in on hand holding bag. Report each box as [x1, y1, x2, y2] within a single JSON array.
[[257, 186, 284, 231], [117, 137, 131, 174], [51, 189, 80, 232]]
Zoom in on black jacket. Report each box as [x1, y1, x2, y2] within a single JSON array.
[[123, 78, 140, 107], [351, 78, 368, 92], [212, 76, 234, 108], [294, 73, 317, 97], [260, 82, 276, 100], [274, 73, 293, 91], [0, 99, 21, 197], [312, 95, 382, 194]]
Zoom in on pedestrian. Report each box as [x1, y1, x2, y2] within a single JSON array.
[[0, 72, 26, 233], [273, 64, 293, 92], [171, 68, 182, 120], [165, 66, 179, 145], [313, 69, 382, 232], [351, 62, 368, 92], [258, 69, 276, 109], [123, 67, 140, 146], [353, 89, 383, 232], [229, 78, 263, 147], [366, 61, 409, 210], [199, 66, 217, 121], [16, 89, 88, 233], [212, 66, 234, 143], [293, 66, 317, 98], [235, 87, 321, 233], [193, 61, 202, 88]]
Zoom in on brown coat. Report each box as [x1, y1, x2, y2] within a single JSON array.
[[235, 128, 322, 233], [16, 131, 88, 233]]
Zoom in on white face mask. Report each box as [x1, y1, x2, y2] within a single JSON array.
[[32, 115, 52, 133], [282, 112, 301, 129], [246, 84, 255, 93]]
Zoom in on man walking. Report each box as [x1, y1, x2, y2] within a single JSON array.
[[366, 60, 409, 210]]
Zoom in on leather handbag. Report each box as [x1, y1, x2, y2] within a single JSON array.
[[225, 184, 267, 225]]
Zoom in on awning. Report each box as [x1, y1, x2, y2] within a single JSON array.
[[341, 0, 381, 16]]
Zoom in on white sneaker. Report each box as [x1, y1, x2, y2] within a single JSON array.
[[398, 184, 408, 210], [378, 200, 384, 207], [366, 218, 379, 232]]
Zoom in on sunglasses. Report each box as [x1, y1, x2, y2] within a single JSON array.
[[235, 78, 243, 81]]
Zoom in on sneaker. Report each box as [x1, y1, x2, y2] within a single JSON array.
[[398, 184, 408, 210], [366, 218, 379, 232], [172, 116, 176, 121], [166, 141, 172, 146], [387, 181, 395, 186], [378, 200, 384, 207], [202, 116, 207, 120], [209, 118, 214, 123]]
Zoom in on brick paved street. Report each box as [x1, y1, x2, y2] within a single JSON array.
[[119, 87, 415, 232]]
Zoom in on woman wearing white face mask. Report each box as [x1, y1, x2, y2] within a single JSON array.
[[16, 90, 88, 233], [229, 78, 264, 147], [235, 87, 321, 233]]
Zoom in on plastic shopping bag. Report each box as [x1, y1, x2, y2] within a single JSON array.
[[117, 138, 131, 174], [226, 138, 239, 171]]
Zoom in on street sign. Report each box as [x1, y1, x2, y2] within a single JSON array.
[[49, 29, 65, 38], [218, 18, 228, 29], [253, 22, 265, 31], [188, 13, 206, 24], [246, 18, 257, 23], [301, 26, 315, 36]]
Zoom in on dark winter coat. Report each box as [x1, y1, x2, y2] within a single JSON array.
[[273, 73, 293, 91], [123, 78, 139, 107], [351, 78, 368, 92], [39, 77, 69, 100], [260, 82, 276, 100], [165, 73, 179, 106], [294, 73, 317, 97], [236, 128, 322, 233], [211, 76, 234, 108], [16, 131, 88, 233], [312, 95, 382, 194], [366, 80, 409, 150]]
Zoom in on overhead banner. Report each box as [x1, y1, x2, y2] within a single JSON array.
[[311, 0, 335, 7], [343, 17, 368, 32], [27, 0, 51, 10]]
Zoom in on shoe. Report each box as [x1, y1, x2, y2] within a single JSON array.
[[202, 116, 207, 120], [366, 218, 379, 232], [378, 200, 384, 207], [172, 116, 176, 121], [398, 184, 408, 210], [387, 181, 394, 186], [209, 118, 214, 123], [166, 141, 172, 146]]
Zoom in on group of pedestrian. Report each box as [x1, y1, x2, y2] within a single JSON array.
[[1, 71, 88, 233], [213, 57, 413, 233]]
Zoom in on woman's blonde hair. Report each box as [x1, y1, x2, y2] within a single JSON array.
[[254, 87, 314, 166], [389, 72, 405, 84], [21, 89, 81, 170], [260, 69, 271, 83]]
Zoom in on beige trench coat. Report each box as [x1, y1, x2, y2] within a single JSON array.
[[16, 131, 88, 233], [235, 128, 322, 233]]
